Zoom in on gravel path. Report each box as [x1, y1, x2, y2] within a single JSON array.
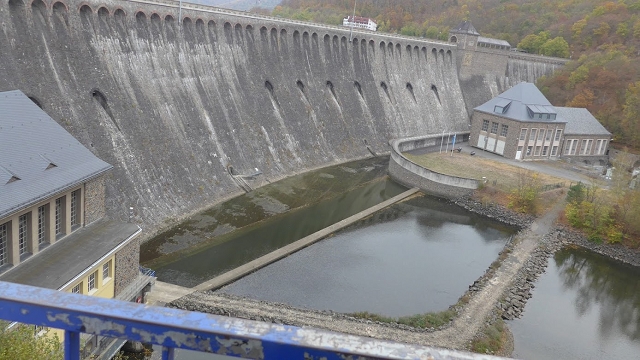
[[170, 200, 566, 351]]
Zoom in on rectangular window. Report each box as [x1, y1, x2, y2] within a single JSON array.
[[600, 140, 608, 154], [0, 222, 7, 266], [519, 128, 528, 140], [580, 139, 588, 155], [490, 122, 499, 134], [551, 146, 558, 156], [542, 146, 549, 156], [526, 146, 532, 156], [555, 129, 563, 141], [103, 261, 112, 281], [535, 146, 541, 156], [500, 124, 508, 137], [37, 205, 48, 245], [545, 129, 552, 141], [585, 139, 593, 155], [72, 283, 82, 294], [88, 271, 97, 292], [481, 119, 489, 132], [595, 140, 603, 155], [71, 189, 80, 228], [564, 139, 577, 155], [530, 129, 537, 142], [18, 213, 29, 256], [55, 196, 65, 238]]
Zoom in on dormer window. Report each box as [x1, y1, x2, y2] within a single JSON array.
[[494, 99, 511, 114], [526, 105, 557, 120]]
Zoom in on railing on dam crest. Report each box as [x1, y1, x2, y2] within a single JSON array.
[[0, 280, 511, 360]]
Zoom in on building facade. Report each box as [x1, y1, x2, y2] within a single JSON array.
[[0, 90, 153, 359], [470, 83, 610, 163], [342, 16, 377, 31]]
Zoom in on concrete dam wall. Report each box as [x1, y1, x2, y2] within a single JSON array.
[[457, 49, 568, 114], [0, 0, 470, 233]]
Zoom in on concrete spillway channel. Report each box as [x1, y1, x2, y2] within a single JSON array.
[[147, 187, 420, 304]]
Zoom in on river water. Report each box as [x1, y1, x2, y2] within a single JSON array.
[[217, 196, 515, 317], [143, 157, 408, 287], [509, 247, 640, 359]]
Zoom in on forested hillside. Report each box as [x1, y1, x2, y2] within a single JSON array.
[[270, 0, 640, 150]]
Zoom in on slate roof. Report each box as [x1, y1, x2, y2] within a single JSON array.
[[474, 82, 566, 124], [478, 36, 511, 48], [0, 219, 140, 290], [451, 21, 480, 36], [0, 90, 112, 219], [555, 107, 611, 136]]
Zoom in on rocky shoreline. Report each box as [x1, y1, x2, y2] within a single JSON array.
[[167, 195, 640, 355]]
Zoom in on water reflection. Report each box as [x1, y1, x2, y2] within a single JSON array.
[[218, 196, 515, 317], [510, 248, 640, 359], [150, 178, 407, 287], [555, 249, 640, 341], [141, 157, 394, 264]]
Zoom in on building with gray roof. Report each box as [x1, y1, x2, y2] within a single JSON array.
[[0, 90, 154, 358], [470, 83, 611, 163]]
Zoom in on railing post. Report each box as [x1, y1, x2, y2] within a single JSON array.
[[64, 330, 81, 360], [162, 346, 175, 360]]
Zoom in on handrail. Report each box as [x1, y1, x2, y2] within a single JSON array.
[[0, 281, 509, 360], [122, 0, 454, 48]]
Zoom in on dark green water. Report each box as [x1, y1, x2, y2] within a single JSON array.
[[142, 157, 408, 287], [510, 247, 640, 359], [218, 196, 516, 317]]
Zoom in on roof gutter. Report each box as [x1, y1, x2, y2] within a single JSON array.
[[57, 226, 142, 291], [0, 165, 113, 220]]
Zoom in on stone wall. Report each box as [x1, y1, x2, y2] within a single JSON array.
[[114, 237, 140, 298], [388, 134, 477, 199], [84, 175, 106, 225], [0, 0, 469, 236]]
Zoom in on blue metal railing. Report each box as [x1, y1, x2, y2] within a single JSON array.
[[0, 281, 505, 360]]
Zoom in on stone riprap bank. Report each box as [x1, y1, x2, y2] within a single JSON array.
[[0, 0, 468, 231], [0, 0, 558, 235]]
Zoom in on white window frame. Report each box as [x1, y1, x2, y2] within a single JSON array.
[[18, 213, 29, 256], [103, 261, 112, 282], [530, 129, 538, 143], [500, 124, 508, 137], [481, 119, 489, 132], [38, 205, 47, 245], [490, 122, 499, 134], [555, 129, 563, 141], [551, 145, 558, 156], [519, 128, 528, 140], [72, 283, 82, 294], [0, 222, 8, 266], [88, 271, 97, 292], [55, 197, 63, 236]]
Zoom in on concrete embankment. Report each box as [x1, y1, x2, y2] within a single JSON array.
[[146, 187, 420, 302], [388, 134, 479, 199]]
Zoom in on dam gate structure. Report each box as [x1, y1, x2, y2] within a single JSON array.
[[0, 0, 562, 234]]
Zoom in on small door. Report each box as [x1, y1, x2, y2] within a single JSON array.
[[495, 140, 505, 155]]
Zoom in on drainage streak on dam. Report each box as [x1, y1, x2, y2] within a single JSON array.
[[0, 0, 559, 232]]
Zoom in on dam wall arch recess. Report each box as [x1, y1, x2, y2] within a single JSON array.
[[0, 0, 470, 234]]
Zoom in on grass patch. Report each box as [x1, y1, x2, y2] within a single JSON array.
[[404, 152, 568, 192], [471, 319, 508, 355], [350, 309, 456, 329]]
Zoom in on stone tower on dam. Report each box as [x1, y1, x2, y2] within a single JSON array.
[[449, 21, 568, 114], [0, 0, 563, 234]]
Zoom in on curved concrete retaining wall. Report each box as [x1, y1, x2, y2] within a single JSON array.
[[388, 133, 478, 199]]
